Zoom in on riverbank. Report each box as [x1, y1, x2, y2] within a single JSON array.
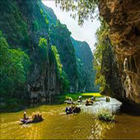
[[0, 98, 30, 113], [0, 92, 84, 113]]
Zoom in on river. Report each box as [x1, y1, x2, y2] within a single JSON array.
[[0, 104, 140, 139]]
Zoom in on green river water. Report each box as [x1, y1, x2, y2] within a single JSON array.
[[0, 104, 140, 139]]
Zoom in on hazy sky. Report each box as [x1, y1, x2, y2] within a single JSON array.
[[42, 0, 100, 51]]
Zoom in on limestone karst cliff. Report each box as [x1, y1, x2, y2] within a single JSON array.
[[0, 0, 63, 103], [99, 0, 140, 111], [71, 37, 98, 92], [0, 0, 97, 104]]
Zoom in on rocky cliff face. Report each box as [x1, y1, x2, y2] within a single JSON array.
[[40, 2, 98, 93], [49, 24, 78, 92], [40, 2, 79, 92], [71, 37, 97, 92], [0, 0, 98, 104], [101, 39, 125, 99], [0, 0, 63, 103], [99, 0, 140, 110], [0, 0, 99, 104]]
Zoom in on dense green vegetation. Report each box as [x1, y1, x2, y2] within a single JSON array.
[[94, 22, 110, 92], [51, 45, 70, 92], [0, 0, 29, 48], [51, 45, 63, 76], [33, 20, 41, 32], [38, 37, 48, 62], [0, 30, 30, 98], [97, 108, 115, 122], [0, 0, 71, 104]]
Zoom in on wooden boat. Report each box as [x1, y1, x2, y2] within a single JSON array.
[[64, 97, 73, 104], [73, 107, 81, 113], [20, 112, 43, 124], [20, 117, 43, 124], [64, 100, 73, 104], [65, 106, 81, 114], [66, 110, 73, 114], [20, 119, 32, 124], [85, 99, 93, 106], [85, 102, 93, 106], [77, 99, 82, 102], [64, 99, 73, 104]]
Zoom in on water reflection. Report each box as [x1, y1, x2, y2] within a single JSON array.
[[88, 119, 115, 139]]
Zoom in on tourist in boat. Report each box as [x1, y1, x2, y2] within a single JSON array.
[[78, 96, 82, 102], [85, 99, 93, 106], [91, 96, 95, 101], [65, 106, 73, 114], [68, 106, 73, 113], [23, 111, 27, 120], [66, 106, 81, 114], [86, 99, 89, 105], [65, 107, 68, 112], [20, 111, 30, 123]]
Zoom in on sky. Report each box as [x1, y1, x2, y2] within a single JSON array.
[[42, 0, 101, 51]]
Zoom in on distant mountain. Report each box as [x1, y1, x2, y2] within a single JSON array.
[[71, 37, 98, 92], [40, 1, 98, 92], [39, 1, 78, 92]]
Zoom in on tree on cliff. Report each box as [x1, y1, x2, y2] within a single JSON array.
[[38, 37, 48, 62]]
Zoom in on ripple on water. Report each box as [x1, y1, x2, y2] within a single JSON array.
[[0, 104, 140, 139]]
